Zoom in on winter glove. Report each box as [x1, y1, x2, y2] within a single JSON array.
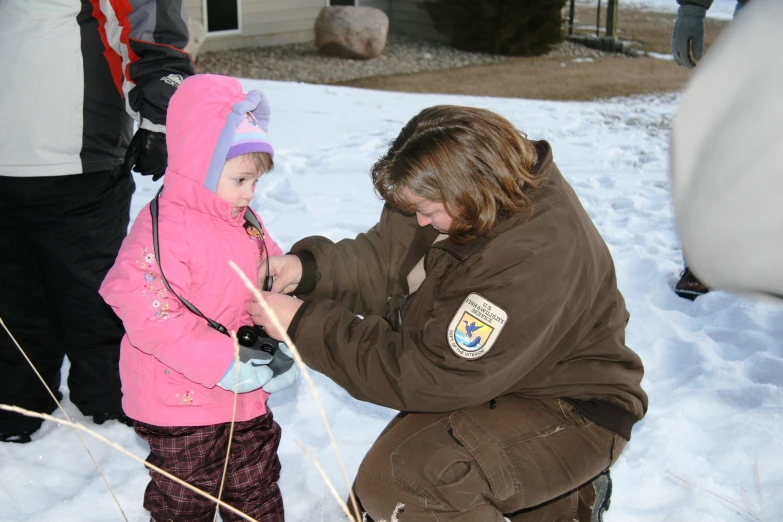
[[123, 128, 167, 181], [671, 5, 708, 69], [217, 356, 274, 394], [262, 343, 299, 394]]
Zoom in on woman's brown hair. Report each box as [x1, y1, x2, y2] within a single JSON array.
[[371, 105, 544, 243]]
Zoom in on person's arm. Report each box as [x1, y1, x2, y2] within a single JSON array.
[[672, 0, 715, 68], [99, 205, 235, 387], [290, 204, 417, 316], [96, 1, 195, 178], [287, 241, 595, 413], [107, 0, 194, 132]]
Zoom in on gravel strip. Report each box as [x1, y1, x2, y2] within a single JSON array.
[[196, 33, 610, 84]]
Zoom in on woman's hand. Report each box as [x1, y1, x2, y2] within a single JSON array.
[[262, 255, 302, 294], [248, 292, 304, 341]]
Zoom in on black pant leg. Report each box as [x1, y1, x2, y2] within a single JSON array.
[[0, 169, 135, 420], [0, 179, 65, 433], [38, 169, 135, 415]]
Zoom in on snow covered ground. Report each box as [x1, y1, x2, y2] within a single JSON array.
[[1, 77, 780, 522]]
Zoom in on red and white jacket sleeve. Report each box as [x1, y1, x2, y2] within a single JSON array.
[[93, 0, 195, 133]]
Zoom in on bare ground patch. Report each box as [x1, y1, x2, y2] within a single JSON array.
[[337, 55, 692, 101], [196, 7, 729, 101], [337, 7, 730, 101]]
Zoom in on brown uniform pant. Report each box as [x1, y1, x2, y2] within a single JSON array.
[[354, 396, 626, 521]]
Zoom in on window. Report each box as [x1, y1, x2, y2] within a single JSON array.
[[204, 0, 240, 34]]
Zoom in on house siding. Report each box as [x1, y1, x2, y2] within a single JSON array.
[[361, 0, 391, 11], [363, 0, 443, 41], [186, 0, 203, 24], [188, 0, 328, 52], [183, 0, 442, 53]]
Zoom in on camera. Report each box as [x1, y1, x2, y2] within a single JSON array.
[[237, 325, 279, 356]]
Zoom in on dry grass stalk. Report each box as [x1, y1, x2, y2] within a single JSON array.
[[0, 404, 260, 522], [366, 502, 405, 522], [229, 261, 363, 522], [754, 457, 766, 519], [739, 458, 768, 522], [666, 470, 763, 521], [295, 439, 357, 521], [3, 312, 257, 521], [214, 330, 243, 522], [0, 317, 128, 522]]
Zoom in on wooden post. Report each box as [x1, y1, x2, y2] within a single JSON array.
[[606, 0, 619, 38], [596, 0, 602, 37], [568, 0, 575, 35]]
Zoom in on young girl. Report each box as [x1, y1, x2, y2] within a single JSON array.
[[100, 74, 294, 522]]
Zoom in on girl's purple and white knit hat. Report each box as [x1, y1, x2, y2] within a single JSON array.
[[226, 112, 274, 160]]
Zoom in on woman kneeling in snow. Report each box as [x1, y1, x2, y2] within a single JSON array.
[[250, 105, 648, 522]]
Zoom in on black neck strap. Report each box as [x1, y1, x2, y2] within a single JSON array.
[[150, 187, 274, 335], [150, 187, 231, 334]]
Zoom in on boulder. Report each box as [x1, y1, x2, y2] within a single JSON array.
[[315, 6, 389, 60]]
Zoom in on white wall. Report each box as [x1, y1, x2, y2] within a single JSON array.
[[187, 0, 328, 52]]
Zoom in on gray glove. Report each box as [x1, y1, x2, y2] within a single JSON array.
[[262, 343, 299, 394], [672, 5, 708, 68], [216, 358, 273, 394]]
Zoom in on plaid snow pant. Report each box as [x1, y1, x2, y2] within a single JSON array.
[[134, 411, 284, 522]]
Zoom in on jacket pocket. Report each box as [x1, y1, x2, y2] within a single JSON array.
[[557, 398, 594, 428], [389, 415, 512, 513], [448, 410, 516, 501], [151, 361, 217, 408]]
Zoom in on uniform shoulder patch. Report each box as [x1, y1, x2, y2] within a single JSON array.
[[447, 293, 508, 359]]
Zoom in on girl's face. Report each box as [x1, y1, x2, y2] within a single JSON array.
[[215, 155, 262, 218], [401, 187, 453, 234]]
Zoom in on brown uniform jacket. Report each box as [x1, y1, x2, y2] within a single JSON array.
[[288, 141, 648, 439]]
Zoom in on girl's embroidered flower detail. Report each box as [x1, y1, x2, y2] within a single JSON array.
[[137, 246, 173, 320], [176, 390, 194, 405]]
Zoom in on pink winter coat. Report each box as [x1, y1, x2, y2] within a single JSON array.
[[100, 75, 283, 427]]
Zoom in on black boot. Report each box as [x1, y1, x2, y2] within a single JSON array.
[[92, 412, 133, 427], [576, 470, 612, 522], [0, 430, 34, 444], [675, 267, 710, 300]]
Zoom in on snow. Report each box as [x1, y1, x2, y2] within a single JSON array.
[[647, 51, 675, 60], [1, 2, 780, 517], [2, 78, 780, 522]]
